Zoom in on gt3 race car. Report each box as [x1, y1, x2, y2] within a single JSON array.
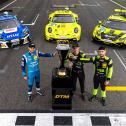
[[0, 10, 31, 48], [45, 6, 81, 42], [93, 9, 126, 46]]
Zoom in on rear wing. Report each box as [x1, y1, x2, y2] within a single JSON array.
[[51, 4, 76, 9], [48, 4, 76, 13], [114, 9, 126, 17], [114, 9, 126, 13]]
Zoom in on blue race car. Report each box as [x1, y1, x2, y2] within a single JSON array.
[[0, 11, 31, 48]]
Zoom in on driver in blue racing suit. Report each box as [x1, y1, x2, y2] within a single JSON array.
[[21, 43, 55, 102]]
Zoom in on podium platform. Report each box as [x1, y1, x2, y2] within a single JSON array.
[[52, 68, 73, 110]]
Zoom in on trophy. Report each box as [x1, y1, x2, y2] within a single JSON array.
[[52, 40, 73, 110], [56, 40, 70, 76]]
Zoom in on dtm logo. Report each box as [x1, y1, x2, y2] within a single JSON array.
[[55, 95, 70, 99], [7, 33, 19, 39]]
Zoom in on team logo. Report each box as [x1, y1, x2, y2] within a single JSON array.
[[102, 63, 107, 68], [55, 95, 70, 99], [34, 55, 38, 60], [6, 33, 19, 39]]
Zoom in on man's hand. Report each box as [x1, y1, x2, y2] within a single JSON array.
[[68, 61, 73, 68], [104, 81, 109, 86], [23, 76, 27, 80], [72, 56, 78, 60]]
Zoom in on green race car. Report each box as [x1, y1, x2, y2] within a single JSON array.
[[93, 9, 126, 46], [45, 7, 81, 42]]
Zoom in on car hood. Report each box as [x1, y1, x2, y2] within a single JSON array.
[[49, 23, 77, 35]]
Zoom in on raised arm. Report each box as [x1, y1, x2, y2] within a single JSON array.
[[79, 53, 92, 63], [38, 50, 53, 57]]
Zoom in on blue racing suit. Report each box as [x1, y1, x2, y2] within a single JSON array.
[[21, 50, 53, 94]]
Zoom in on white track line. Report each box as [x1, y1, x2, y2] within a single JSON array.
[[0, 0, 17, 11], [113, 50, 126, 70], [0, 65, 8, 74], [109, 0, 126, 9], [78, 0, 84, 6], [1, 113, 126, 126], [12, 6, 24, 9], [32, 14, 40, 25], [23, 13, 40, 26], [116, 50, 126, 64], [78, 0, 100, 6]]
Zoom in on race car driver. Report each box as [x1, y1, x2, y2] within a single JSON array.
[[21, 43, 56, 102], [67, 43, 90, 101], [89, 46, 113, 106]]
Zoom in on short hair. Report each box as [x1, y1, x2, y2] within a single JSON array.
[[72, 43, 80, 48], [29, 43, 35, 48], [98, 46, 106, 51]]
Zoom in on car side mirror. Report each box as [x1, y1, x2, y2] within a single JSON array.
[[48, 17, 51, 21], [98, 20, 102, 24], [75, 17, 79, 23]]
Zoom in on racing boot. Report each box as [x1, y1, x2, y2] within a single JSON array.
[[88, 95, 96, 102], [101, 97, 106, 106], [36, 89, 45, 96], [27, 95, 32, 102], [81, 93, 85, 101]]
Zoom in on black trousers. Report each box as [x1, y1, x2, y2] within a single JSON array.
[[93, 75, 106, 91], [72, 69, 85, 94]]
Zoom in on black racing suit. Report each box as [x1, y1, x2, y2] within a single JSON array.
[[68, 51, 90, 94]]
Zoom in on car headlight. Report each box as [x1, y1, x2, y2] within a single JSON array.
[[48, 27, 52, 33], [74, 27, 78, 33]]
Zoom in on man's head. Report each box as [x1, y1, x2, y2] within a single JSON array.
[[72, 43, 80, 55], [98, 46, 106, 58], [28, 43, 35, 53]]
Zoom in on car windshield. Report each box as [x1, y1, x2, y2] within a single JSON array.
[[52, 14, 75, 23], [103, 20, 126, 30], [0, 19, 20, 29]]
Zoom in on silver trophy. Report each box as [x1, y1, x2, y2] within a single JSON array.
[[56, 40, 70, 76]]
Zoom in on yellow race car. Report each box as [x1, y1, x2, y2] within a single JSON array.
[[45, 7, 81, 42], [93, 9, 126, 46]]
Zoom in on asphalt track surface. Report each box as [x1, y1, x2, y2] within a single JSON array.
[[0, 0, 126, 112]]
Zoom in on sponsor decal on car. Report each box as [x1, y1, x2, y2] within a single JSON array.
[[4, 27, 17, 33]]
